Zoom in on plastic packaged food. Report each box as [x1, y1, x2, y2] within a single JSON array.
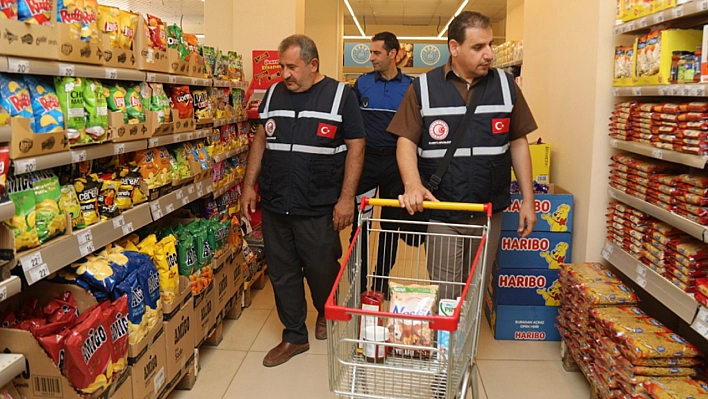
[[24, 75, 64, 134], [54, 77, 85, 143]]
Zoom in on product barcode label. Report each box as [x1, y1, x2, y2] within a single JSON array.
[[635, 275, 647, 288], [77, 231, 93, 245], [79, 241, 95, 257], [154, 367, 165, 393], [15, 158, 37, 174], [692, 319, 708, 339], [651, 149, 663, 159], [8, 58, 29, 74], [20, 252, 43, 272], [114, 144, 126, 155], [672, 5, 684, 18], [697, 306, 708, 324], [636, 264, 647, 277], [33, 376, 62, 396], [122, 222, 134, 235], [112, 215, 125, 228], [59, 63, 75, 76], [105, 68, 118, 80], [71, 150, 87, 163], [28, 264, 50, 285], [165, 203, 175, 213]]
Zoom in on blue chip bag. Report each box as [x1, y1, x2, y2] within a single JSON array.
[[24, 76, 65, 133], [113, 272, 145, 326], [18, 0, 51, 25], [123, 251, 152, 274], [0, 73, 34, 123], [137, 262, 160, 311], [71, 255, 128, 294]]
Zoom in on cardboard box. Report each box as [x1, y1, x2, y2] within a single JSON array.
[[134, 16, 169, 73], [502, 185, 574, 233], [170, 110, 197, 133], [193, 279, 215, 347], [511, 142, 550, 185], [167, 48, 189, 76], [56, 23, 102, 64], [188, 55, 205, 78], [102, 34, 137, 69], [497, 231, 572, 270], [162, 297, 195, 390], [0, 18, 58, 59], [8, 117, 69, 159], [129, 330, 167, 399], [213, 251, 231, 317], [146, 111, 173, 137], [491, 266, 561, 307], [634, 29, 702, 85], [129, 324, 164, 362], [484, 290, 560, 341], [163, 276, 193, 320], [108, 112, 147, 143]]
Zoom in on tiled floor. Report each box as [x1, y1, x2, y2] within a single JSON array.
[[166, 276, 590, 399]]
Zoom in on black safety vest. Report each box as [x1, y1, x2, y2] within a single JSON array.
[[413, 67, 516, 220], [258, 78, 349, 216]]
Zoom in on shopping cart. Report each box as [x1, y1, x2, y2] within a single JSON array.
[[325, 198, 493, 399]]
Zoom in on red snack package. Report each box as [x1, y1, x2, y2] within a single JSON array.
[[15, 318, 46, 331], [44, 291, 78, 322], [64, 306, 112, 394], [0, 310, 18, 328], [103, 296, 129, 377], [37, 329, 71, 368], [170, 86, 193, 119], [145, 14, 167, 51], [20, 298, 44, 320]]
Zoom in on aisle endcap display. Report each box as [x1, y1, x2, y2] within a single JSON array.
[[608, 187, 708, 242], [601, 240, 699, 323], [610, 138, 708, 169], [613, 1, 708, 36]]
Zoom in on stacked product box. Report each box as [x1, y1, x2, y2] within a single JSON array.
[[484, 185, 574, 341]]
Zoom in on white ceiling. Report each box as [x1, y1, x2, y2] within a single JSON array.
[[344, 0, 507, 28], [98, 0, 205, 27]]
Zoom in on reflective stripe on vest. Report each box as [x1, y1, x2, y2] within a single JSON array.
[[266, 142, 348, 155], [260, 82, 347, 122], [419, 69, 513, 117], [417, 143, 510, 158]]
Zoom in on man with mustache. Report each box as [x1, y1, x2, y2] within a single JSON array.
[[241, 34, 365, 367], [388, 11, 538, 300]]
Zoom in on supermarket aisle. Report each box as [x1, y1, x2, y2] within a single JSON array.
[[166, 278, 591, 399]]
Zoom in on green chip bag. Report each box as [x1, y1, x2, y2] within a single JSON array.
[[203, 219, 217, 258], [83, 79, 108, 143], [104, 82, 128, 123], [54, 76, 85, 144], [32, 173, 66, 243], [188, 221, 212, 269], [176, 228, 197, 276], [202, 46, 216, 78], [59, 184, 84, 229], [125, 83, 146, 123], [5, 178, 41, 251], [167, 24, 189, 61]]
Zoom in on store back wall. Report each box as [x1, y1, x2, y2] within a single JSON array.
[[523, 0, 615, 263]]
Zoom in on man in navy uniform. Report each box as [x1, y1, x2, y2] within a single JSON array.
[[242, 34, 365, 367]]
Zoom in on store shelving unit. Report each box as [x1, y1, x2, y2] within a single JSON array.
[[212, 177, 243, 198], [145, 72, 211, 87], [612, 84, 708, 97], [212, 146, 249, 163], [214, 116, 248, 127], [0, 55, 145, 81], [147, 128, 212, 148], [609, 139, 708, 168], [0, 276, 21, 304], [494, 59, 523, 68], [613, 1, 708, 35]]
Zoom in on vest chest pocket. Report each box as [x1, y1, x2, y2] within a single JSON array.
[[308, 158, 341, 206]]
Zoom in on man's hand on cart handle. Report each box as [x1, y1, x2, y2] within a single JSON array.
[[518, 200, 537, 238], [333, 198, 355, 231], [241, 186, 258, 222], [398, 182, 438, 215]]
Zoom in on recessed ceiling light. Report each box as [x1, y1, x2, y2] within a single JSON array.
[[438, 0, 469, 38]]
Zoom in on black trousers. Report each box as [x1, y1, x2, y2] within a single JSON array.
[[261, 208, 342, 344], [350, 148, 403, 296]]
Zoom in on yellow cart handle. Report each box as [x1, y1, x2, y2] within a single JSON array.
[[365, 197, 491, 215]]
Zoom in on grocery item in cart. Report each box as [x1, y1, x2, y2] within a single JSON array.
[[386, 282, 438, 357]]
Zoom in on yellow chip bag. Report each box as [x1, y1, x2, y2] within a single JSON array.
[[97, 5, 120, 48], [155, 235, 179, 304], [115, 234, 140, 251], [118, 10, 138, 50], [137, 234, 157, 258]]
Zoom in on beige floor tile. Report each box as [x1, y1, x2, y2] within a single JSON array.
[[167, 348, 246, 399], [213, 309, 272, 351], [249, 277, 275, 310], [477, 359, 590, 399], [224, 351, 337, 399], [249, 309, 328, 355], [476, 320, 562, 361]]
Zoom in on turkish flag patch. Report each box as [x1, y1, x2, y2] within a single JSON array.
[[492, 118, 511, 134], [317, 123, 337, 139]]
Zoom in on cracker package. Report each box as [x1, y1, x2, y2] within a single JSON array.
[[386, 282, 438, 358]]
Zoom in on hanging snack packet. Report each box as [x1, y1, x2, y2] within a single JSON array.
[[59, 184, 84, 229], [83, 79, 108, 143], [170, 85, 193, 119], [0, 74, 33, 123], [103, 82, 128, 123], [24, 75, 65, 134], [18, 0, 51, 24], [192, 89, 210, 121], [54, 77, 85, 144], [155, 235, 179, 304], [102, 295, 129, 376], [97, 5, 120, 48], [33, 172, 67, 243], [73, 175, 100, 226], [145, 14, 166, 51], [124, 83, 145, 123], [1, 0, 18, 19], [57, 0, 83, 39], [81, 0, 98, 42], [118, 10, 137, 50], [113, 272, 147, 345], [63, 306, 112, 394], [5, 178, 40, 251]]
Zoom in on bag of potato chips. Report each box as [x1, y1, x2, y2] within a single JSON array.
[[125, 83, 145, 123], [57, 0, 83, 40], [118, 10, 137, 50], [81, 0, 98, 41], [54, 77, 85, 144], [0, 73, 34, 124], [83, 79, 108, 143], [73, 175, 100, 226], [104, 82, 129, 124], [97, 5, 120, 48], [1, 0, 17, 19], [18, 0, 51, 24], [114, 272, 147, 345], [32, 172, 66, 243], [6, 177, 40, 251], [103, 295, 129, 377], [24, 75, 64, 134], [63, 305, 112, 394], [59, 184, 84, 229], [155, 234, 179, 304]]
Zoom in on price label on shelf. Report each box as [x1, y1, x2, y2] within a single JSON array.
[[165, 203, 175, 213], [658, 86, 670, 96], [604, 243, 614, 254], [181, 197, 189, 206], [77, 230, 93, 245], [635, 275, 647, 288], [14, 158, 37, 174], [637, 17, 648, 28], [122, 222, 134, 235], [8, 58, 29, 74], [112, 215, 125, 228], [114, 144, 126, 155], [626, 21, 636, 31], [0, 286, 8, 302], [146, 73, 156, 82], [206, 184, 213, 193], [105, 68, 118, 80], [602, 249, 611, 261], [698, 86, 707, 96], [697, 306, 708, 325], [654, 12, 665, 23], [609, 190, 618, 199], [651, 149, 663, 159], [672, 5, 685, 18], [610, 139, 618, 148], [684, 86, 692, 96], [79, 241, 95, 257], [671, 86, 681, 95], [612, 87, 620, 96], [191, 78, 199, 86], [186, 132, 194, 140], [636, 264, 647, 278], [168, 75, 177, 84], [58, 63, 75, 76], [20, 252, 43, 272], [148, 138, 159, 147], [176, 190, 183, 200], [150, 203, 163, 220], [692, 319, 708, 339], [700, 0, 708, 11], [28, 264, 50, 285], [188, 186, 195, 195], [71, 150, 87, 163], [174, 134, 182, 143]]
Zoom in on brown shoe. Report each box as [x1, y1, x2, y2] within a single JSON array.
[[315, 316, 327, 340], [262, 341, 310, 367]]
